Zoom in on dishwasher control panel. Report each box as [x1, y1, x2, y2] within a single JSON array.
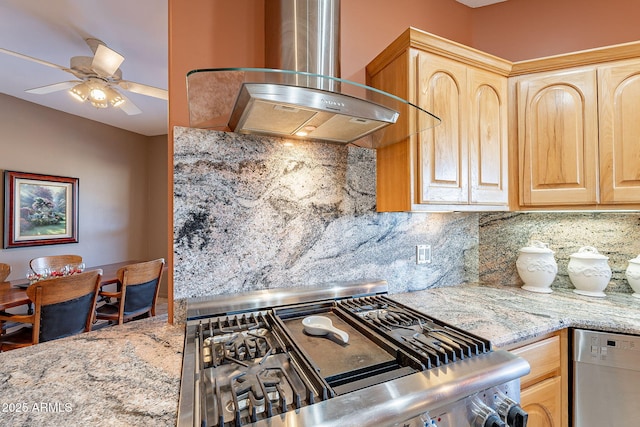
[[574, 329, 640, 370]]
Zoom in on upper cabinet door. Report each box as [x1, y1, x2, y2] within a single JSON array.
[[517, 68, 599, 206], [416, 52, 469, 204], [598, 59, 640, 204], [468, 68, 509, 205]]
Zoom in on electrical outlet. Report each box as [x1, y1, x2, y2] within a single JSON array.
[[416, 245, 432, 264]]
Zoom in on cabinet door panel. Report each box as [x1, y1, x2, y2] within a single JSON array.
[[417, 52, 468, 204], [520, 377, 562, 427], [510, 335, 560, 389], [517, 69, 598, 205], [599, 59, 640, 203], [469, 68, 508, 204]]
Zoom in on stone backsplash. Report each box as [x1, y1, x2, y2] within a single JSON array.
[[173, 127, 640, 314], [173, 127, 478, 301], [479, 212, 640, 293]]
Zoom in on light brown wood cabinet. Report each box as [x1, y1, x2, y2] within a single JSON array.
[[507, 330, 568, 427], [514, 67, 599, 206], [511, 51, 640, 209], [598, 58, 640, 204], [369, 28, 640, 211], [367, 28, 511, 212]]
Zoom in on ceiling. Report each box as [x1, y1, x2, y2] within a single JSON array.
[[0, 0, 168, 136]]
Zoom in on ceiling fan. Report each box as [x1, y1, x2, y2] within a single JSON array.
[[0, 38, 167, 115]]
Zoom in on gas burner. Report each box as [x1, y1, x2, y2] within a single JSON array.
[[362, 308, 417, 329], [338, 295, 489, 368], [229, 356, 286, 422], [203, 328, 271, 367], [204, 352, 309, 426]]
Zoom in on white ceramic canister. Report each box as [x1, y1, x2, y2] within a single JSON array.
[[568, 246, 612, 297], [625, 255, 640, 298], [516, 240, 558, 293]]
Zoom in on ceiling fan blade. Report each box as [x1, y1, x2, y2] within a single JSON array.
[[116, 91, 142, 116], [117, 80, 168, 100], [91, 44, 125, 77], [84, 38, 104, 55], [26, 81, 79, 95], [0, 47, 73, 73]]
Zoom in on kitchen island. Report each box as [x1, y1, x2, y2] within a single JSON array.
[[2, 284, 640, 426]]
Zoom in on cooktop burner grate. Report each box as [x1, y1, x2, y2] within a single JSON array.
[[194, 312, 331, 427], [338, 295, 491, 368]]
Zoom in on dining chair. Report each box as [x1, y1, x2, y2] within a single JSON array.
[[0, 263, 11, 334], [30, 254, 83, 273], [0, 269, 102, 351], [0, 263, 10, 282], [95, 258, 165, 326]]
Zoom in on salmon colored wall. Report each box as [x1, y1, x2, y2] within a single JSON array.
[[471, 0, 640, 61], [341, 0, 471, 82], [169, 0, 265, 130]]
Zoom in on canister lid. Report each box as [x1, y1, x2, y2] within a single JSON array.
[[570, 246, 608, 260], [519, 240, 554, 254], [629, 255, 640, 264]]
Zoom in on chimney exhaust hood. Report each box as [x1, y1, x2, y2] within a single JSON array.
[[186, 0, 440, 148]]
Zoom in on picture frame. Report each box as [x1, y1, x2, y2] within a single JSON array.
[[3, 171, 79, 248]]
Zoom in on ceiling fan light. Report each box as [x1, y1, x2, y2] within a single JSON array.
[[89, 87, 107, 102], [69, 83, 89, 102], [104, 87, 125, 107], [111, 96, 125, 107], [89, 97, 108, 109]]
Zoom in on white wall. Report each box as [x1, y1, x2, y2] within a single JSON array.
[[0, 94, 168, 293]]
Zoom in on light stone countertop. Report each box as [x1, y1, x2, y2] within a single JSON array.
[[2, 284, 640, 426], [0, 315, 185, 427], [390, 283, 640, 348]]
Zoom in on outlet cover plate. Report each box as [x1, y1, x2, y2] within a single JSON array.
[[416, 245, 432, 264]]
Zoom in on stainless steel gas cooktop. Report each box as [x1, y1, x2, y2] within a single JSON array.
[[178, 280, 530, 427]]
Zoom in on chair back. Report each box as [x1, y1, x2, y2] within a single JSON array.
[[30, 255, 83, 273], [118, 259, 164, 317], [26, 269, 102, 343], [0, 263, 10, 282]]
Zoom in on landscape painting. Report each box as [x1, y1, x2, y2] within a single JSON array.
[[4, 171, 78, 248]]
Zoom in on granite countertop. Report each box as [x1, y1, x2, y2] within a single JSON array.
[[0, 315, 185, 427], [390, 283, 640, 348], [2, 284, 640, 426]]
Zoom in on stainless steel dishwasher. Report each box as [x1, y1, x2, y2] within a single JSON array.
[[573, 329, 640, 426]]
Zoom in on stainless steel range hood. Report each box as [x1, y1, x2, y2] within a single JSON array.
[[186, 0, 439, 148], [228, 82, 399, 143]]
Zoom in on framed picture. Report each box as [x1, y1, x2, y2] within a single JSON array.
[[4, 171, 79, 248]]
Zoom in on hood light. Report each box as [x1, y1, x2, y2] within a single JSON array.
[[296, 125, 317, 137]]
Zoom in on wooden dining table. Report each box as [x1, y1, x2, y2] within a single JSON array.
[[0, 261, 138, 311]]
